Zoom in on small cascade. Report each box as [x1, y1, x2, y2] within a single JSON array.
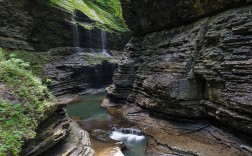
[[109, 126, 147, 156], [110, 127, 146, 143], [72, 14, 80, 48], [100, 30, 107, 51], [111, 127, 143, 136], [100, 30, 111, 56], [87, 29, 110, 55], [87, 29, 95, 53]]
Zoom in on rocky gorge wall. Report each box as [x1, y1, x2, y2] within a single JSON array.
[[108, 2, 252, 136], [0, 0, 75, 51]]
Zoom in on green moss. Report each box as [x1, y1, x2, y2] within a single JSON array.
[[83, 53, 117, 66], [4, 50, 59, 79], [0, 99, 35, 156], [193, 0, 208, 15], [48, 0, 128, 32], [193, 0, 232, 15], [0, 48, 54, 155], [80, 22, 94, 30]]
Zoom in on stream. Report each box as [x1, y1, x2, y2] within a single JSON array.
[[66, 90, 147, 156]]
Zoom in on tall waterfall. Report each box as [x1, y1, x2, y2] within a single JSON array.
[[100, 30, 107, 52], [72, 14, 80, 48], [72, 13, 110, 57], [100, 30, 111, 56]]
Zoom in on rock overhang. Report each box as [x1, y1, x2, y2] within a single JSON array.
[[120, 0, 252, 36]]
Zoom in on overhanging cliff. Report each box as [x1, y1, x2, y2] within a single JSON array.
[[121, 0, 251, 36]]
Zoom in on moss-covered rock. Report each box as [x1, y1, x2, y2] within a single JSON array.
[[48, 0, 128, 32]]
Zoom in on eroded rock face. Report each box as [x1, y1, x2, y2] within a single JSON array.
[[43, 47, 117, 97], [21, 105, 95, 156], [120, 0, 252, 36], [108, 5, 252, 136], [0, 0, 75, 51], [21, 106, 70, 156], [106, 37, 142, 103]]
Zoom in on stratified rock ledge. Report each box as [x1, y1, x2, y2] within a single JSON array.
[[113, 103, 252, 156]]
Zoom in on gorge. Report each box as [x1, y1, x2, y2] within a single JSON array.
[[0, 0, 252, 156]]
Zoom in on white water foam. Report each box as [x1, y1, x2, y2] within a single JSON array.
[[109, 128, 147, 156], [110, 131, 146, 146]]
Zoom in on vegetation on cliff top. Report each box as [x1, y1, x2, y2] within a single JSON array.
[[48, 0, 128, 32], [0, 48, 54, 155]]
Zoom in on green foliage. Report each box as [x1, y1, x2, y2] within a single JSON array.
[[7, 53, 31, 69], [48, 0, 128, 32], [80, 23, 94, 30], [0, 100, 35, 156], [0, 48, 5, 62], [5, 50, 59, 79], [0, 49, 54, 155]]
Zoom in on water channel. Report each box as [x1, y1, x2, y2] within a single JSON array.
[[66, 90, 147, 156]]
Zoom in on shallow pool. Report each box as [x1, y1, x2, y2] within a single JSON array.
[[67, 91, 147, 156]]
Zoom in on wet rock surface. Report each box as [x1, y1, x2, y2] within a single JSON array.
[[116, 104, 252, 156], [43, 47, 117, 97], [108, 5, 252, 137]]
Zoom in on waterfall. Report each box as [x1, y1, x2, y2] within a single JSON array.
[[111, 127, 143, 136], [72, 14, 80, 48], [109, 126, 147, 156], [73, 24, 80, 47], [88, 30, 96, 53], [100, 30, 111, 56], [101, 30, 107, 51], [110, 127, 147, 145], [71, 12, 110, 55]]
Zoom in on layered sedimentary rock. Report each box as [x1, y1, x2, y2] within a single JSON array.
[[108, 4, 252, 136], [121, 0, 251, 36], [118, 104, 252, 156], [21, 104, 95, 156], [43, 47, 117, 97], [0, 0, 75, 51]]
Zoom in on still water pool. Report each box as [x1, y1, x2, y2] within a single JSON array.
[[66, 91, 147, 156]]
